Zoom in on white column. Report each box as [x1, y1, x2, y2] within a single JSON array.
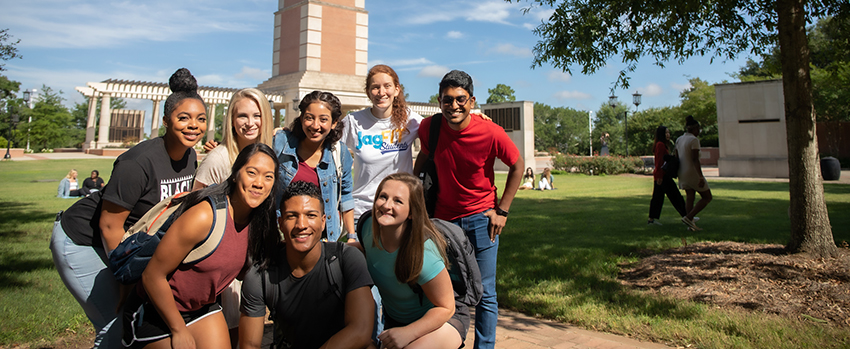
[[97, 93, 112, 148], [206, 103, 217, 142], [83, 95, 98, 150], [150, 100, 161, 138]]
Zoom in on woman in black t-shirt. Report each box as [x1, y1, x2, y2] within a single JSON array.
[[49, 68, 207, 348]]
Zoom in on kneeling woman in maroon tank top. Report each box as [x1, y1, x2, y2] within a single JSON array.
[[122, 143, 280, 349]]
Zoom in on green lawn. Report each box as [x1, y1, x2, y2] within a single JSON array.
[[1, 160, 848, 348]]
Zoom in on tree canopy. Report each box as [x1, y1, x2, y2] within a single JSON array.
[[486, 84, 517, 104], [510, 0, 849, 257], [0, 29, 21, 72]]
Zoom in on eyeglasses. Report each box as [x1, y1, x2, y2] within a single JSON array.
[[441, 95, 470, 106]]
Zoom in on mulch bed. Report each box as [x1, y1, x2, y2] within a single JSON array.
[[619, 241, 850, 326]]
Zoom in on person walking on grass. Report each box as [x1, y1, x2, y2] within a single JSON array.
[[648, 125, 687, 225], [676, 116, 711, 231]]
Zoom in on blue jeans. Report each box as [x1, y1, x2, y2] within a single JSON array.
[[452, 211, 498, 349], [50, 218, 123, 348]]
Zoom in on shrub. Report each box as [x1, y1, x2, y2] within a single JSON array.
[[552, 154, 645, 175]]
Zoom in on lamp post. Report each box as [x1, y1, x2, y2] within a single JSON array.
[[588, 110, 593, 156], [608, 94, 629, 156], [4, 104, 19, 160], [22, 90, 31, 152]]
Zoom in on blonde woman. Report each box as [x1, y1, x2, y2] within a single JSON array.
[[57, 169, 82, 198], [193, 88, 274, 190]]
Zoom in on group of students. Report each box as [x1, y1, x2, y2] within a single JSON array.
[[519, 167, 554, 191], [648, 115, 713, 231], [57, 168, 105, 198], [51, 65, 521, 349]]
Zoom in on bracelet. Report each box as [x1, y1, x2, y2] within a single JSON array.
[[495, 207, 509, 217]]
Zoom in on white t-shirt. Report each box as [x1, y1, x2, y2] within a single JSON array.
[[341, 108, 423, 218], [193, 145, 232, 187]]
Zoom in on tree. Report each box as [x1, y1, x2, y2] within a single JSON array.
[[627, 106, 684, 155], [534, 102, 590, 154], [487, 84, 517, 104], [736, 16, 850, 122], [71, 97, 129, 147], [511, 0, 848, 257], [678, 77, 720, 147], [0, 29, 21, 72], [27, 85, 74, 151], [428, 93, 440, 104]]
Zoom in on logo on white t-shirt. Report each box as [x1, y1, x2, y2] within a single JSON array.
[[356, 129, 409, 154]]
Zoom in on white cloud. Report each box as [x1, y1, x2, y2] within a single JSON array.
[[553, 90, 592, 100], [418, 65, 450, 78], [467, 2, 513, 24], [446, 31, 464, 39], [1, 1, 263, 48], [372, 58, 435, 67], [487, 43, 532, 58], [405, 1, 520, 25], [547, 70, 571, 82], [523, 23, 537, 30], [530, 8, 555, 22], [671, 81, 692, 92], [235, 66, 270, 81], [638, 83, 663, 97]]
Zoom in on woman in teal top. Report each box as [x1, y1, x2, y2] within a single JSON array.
[[355, 172, 468, 349]]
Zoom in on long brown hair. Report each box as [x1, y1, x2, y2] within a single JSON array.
[[365, 64, 409, 132], [371, 172, 447, 284]]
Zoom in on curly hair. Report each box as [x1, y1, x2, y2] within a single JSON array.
[[163, 68, 206, 121], [366, 64, 409, 131], [289, 90, 344, 149]]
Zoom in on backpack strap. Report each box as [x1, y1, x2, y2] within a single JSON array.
[[355, 210, 373, 244], [427, 114, 442, 162], [331, 141, 344, 236], [324, 242, 346, 300], [182, 190, 229, 264]]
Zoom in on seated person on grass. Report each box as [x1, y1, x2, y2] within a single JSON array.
[[239, 181, 376, 349]]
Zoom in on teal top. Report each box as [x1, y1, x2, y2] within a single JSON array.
[[361, 218, 446, 324]]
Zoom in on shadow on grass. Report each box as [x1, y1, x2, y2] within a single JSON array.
[[0, 200, 56, 231], [496, 190, 846, 324], [0, 251, 57, 289]]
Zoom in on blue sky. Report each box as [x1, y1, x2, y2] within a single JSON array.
[[2, 0, 752, 120]]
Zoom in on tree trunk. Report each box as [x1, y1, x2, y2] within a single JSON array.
[[776, 0, 837, 258]]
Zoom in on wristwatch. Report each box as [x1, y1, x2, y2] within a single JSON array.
[[495, 207, 509, 217]]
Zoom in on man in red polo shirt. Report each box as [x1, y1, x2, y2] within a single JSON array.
[[413, 69, 524, 349]]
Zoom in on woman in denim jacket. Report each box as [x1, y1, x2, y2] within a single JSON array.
[[273, 91, 355, 243]]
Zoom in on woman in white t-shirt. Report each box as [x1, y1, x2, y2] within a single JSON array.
[[342, 65, 423, 227]]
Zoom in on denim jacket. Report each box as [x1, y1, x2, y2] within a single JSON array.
[[57, 178, 72, 198], [273, 129, 354, 242]]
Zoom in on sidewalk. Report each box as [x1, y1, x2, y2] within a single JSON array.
[[463, 308, 674, 349]]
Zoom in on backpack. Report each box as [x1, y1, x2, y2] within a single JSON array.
[[356, 211, 483, 307], [262, 242, 346, 349], [107, 190, 229, 284], [417, 114, 442, 217]]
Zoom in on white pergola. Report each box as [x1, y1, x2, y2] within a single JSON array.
[[75, 79, 286, 150]]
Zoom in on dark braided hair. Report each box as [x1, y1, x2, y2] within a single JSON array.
[[163, 68, 206, 120]]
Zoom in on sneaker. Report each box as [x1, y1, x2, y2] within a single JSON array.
[[648, 219, 663, 226], [681, 216, 702, 231]]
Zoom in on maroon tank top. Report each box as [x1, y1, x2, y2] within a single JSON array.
[[168, 205, 249, 312]]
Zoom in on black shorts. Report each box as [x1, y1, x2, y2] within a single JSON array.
[[384, 299, 470, 348], [122, 292, 222, 348]]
